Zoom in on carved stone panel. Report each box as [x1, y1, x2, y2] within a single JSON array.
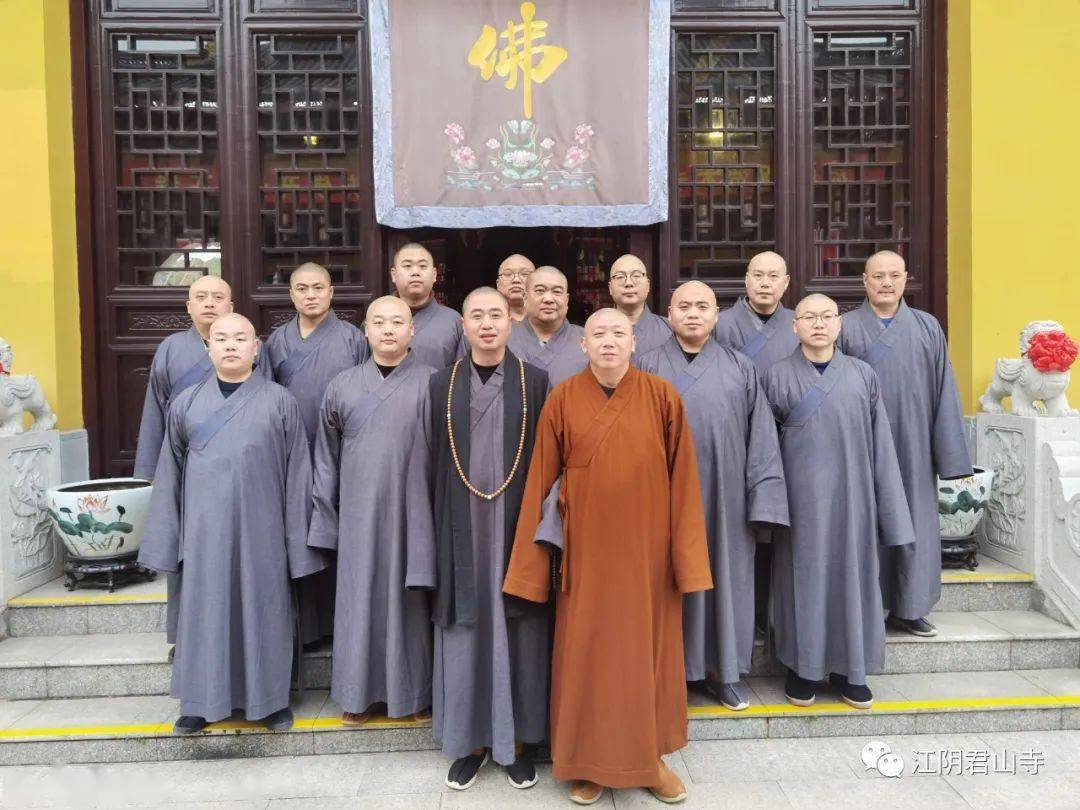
[[0, 431, 63, 603]]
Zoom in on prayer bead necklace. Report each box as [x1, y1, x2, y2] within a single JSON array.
[[446, 357, 528, 501]]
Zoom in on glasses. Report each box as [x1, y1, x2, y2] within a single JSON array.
[[610, 271, 647, 284], [498, 270, 534, 281], [748, 272, 785, 282], [292, 284, 329, 295], [795, 312, 839, 325]]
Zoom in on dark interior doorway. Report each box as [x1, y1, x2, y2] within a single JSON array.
[[386, 226, 632, 323]]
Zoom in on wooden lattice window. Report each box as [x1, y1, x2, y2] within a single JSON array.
[[812, 30, 912, 278], [111, 33, 220, 286], [673, 31, 777, 282], [255, 33, 365, 286]]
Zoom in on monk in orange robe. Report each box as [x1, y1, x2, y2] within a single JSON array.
[[503, 308, 712, 805]]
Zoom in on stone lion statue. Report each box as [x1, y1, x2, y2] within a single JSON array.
[[979, 320, 1079, 417], [0, 337, 58, 436]]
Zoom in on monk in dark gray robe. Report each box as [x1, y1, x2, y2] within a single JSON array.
[[838, 250, 971, 637], [417, 287, 550, 792], [308, 296, 435, 724], [266, 263, 367, 647], [711, 251, 798, 636], [639, 281, 788, 713], [391, 242, 465, 368], [762, 295, 915, 710], [506, 266, 586, 388], [133, 275, 233, 655], [608, 253, 673, 358], [138, 314, 324, 734]]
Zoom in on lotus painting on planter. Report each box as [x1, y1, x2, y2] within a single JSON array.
[[47, 478, 153, 560], [938, 466, 995, 570]]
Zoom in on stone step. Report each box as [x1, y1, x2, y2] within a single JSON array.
[[2, 609, 1076, 700], [3, 555, 1037, 638], [2, 667, 1080, 766]]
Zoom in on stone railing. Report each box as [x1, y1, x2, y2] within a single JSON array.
[[974, 414, 1080, 626]]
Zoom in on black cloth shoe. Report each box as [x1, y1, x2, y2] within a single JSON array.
[[506, 753, 538, 789], [784, 668, 816, 707], [262, 708, 294, 731], [446, 750, 490, 790], [830, 673, 874, 709], [888, 615, 938, 637], [172, 715, 206, 734]]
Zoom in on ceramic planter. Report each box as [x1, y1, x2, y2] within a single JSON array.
[[46, 478, 152, 560], [938, 466, 995, 539]]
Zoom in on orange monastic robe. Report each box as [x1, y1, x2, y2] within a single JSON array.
[[503, 367, 712, 788]]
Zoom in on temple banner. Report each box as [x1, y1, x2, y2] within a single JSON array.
[[370, 0, 669, 228]]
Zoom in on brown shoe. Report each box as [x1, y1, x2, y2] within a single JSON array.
[[569, 780, 604, 805], [649, 762, 687, 804], [340, 711, 370, 726]]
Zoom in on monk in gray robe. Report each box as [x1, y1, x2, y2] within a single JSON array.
[[713, 251, 798, 369], [417, 287, 550, 792], [608, 253, 673, 357], [762, 295, 915, 710], [133, 275, 233, 657], [639, 281, 788, 713], [266, 262, 367, 647], [838, 250, 971, 636], [712, 251, 798, 635], [138, 314, 324, 734], [391, 242, 464, 368], [495, 253, 535, 324], [507, 266, 586, 387], [308, 296, 434, 724]]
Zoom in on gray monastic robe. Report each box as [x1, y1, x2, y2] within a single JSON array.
[[838, 300, 972, 620], [507, 319, 587, 387], [134, 326, 212, 647], [138, 373, 324, 722], [713, 296, 798, 371], [639, 337, 789, 683], [266, 311, 368, 645], [265, 312, 369, 443], [307, 354, 435, 717], [762, 350, 915, 683], [630, 307, 674, 358], [421, 361, 551, 766], [409, 298, 465, 370]]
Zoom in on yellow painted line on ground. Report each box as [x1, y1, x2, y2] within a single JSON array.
[[940, 571, 1033, 583], [8, 593, 166, 607], [3, 696, 1077, 742], [688, 693, 1080, 718]]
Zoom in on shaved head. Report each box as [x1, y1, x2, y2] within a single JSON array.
[[529, 265, 568, 289], [209, 312, 256, 338], [189, 274, 231, 299], [365, 295, 412, 323], [746, 251, 788, 276], [498, 253, 535, 274], [462, 286, 509, 315], [670, 280, 717, 307], [187, 274, 233, 334], [794, 293, 838, 317], [585, 307, 632, 333], [290, 262, 331, 285], [609, 253, 647, 278], [393, 242, 433, 266], [865, 250, 905, 273]]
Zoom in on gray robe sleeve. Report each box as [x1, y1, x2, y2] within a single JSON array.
[[307, 385, 343, 552], [254, 339, 274, 380], [282, 394, 324, 579], [870, 373, 918, 548], [137, 397, 186, 573], [929, 322, 973, 478], [405, 390, 437, 590], [133, 350, 170, 480], [744, 364, 790, 529]]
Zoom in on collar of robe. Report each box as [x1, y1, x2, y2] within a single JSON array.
[[446, 352, 528, 501], [188, 372, 268, 450], [663, 335, 716, 395]]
